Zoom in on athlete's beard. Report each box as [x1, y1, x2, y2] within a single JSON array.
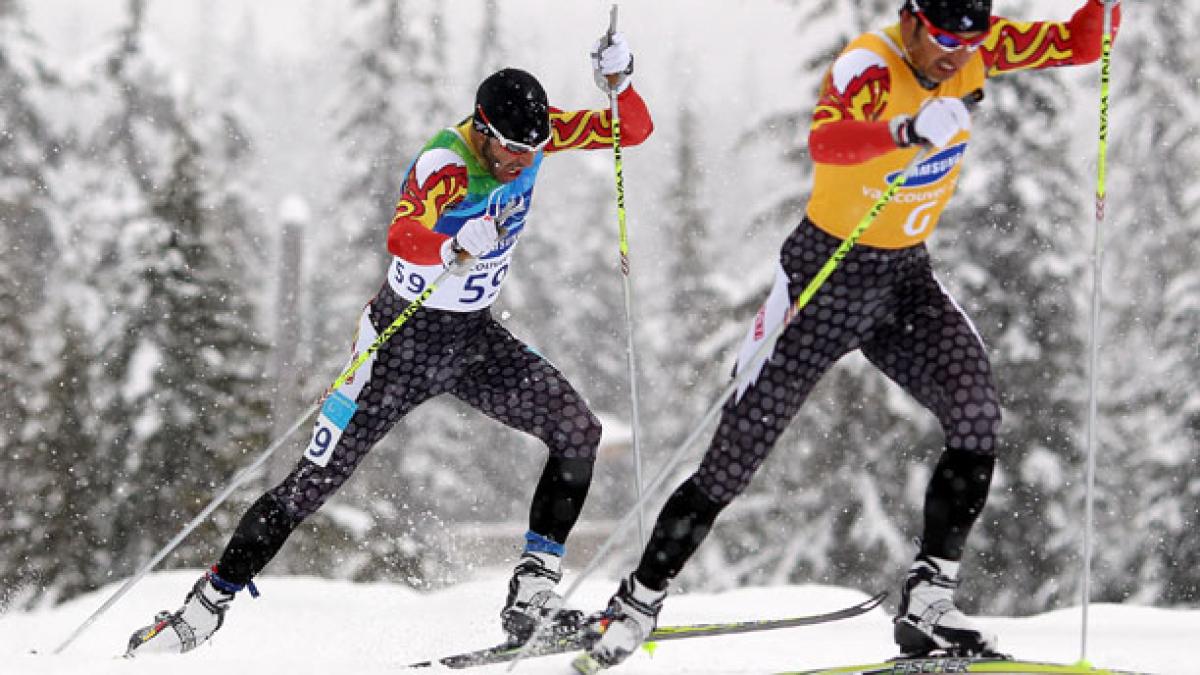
[[481, 138, 525, 183]]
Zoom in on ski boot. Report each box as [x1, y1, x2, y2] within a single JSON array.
[[500, 549, 583, 646], [577, 573, 667, 670], [125, 568, 253, 656], [893, 554, 998, 656]]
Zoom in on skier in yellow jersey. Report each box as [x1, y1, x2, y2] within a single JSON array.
[[579, 0, 1121, 668]]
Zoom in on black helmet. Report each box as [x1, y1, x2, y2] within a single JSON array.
[[473, 68, 550, 152], [906, 0, 991, 33]]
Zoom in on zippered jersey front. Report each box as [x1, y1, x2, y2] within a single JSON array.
[[806, 26, 985, 249], [388, 121, 539, 312]]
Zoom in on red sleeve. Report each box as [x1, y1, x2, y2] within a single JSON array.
[[387, 218, 448, 264], [385, 158, 469, 264], [614, 85, 654, 146], [809, 120, 898, 165]]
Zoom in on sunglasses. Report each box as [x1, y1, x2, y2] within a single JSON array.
[[912, 8, 988, 53], [475, 105, 549, 154]]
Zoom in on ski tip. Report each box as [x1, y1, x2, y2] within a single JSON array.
[[863, 590, 888, 610], [571, 652, 604, 675]]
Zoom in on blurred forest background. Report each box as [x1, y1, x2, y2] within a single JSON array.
[[0, 0, 1197, 618]]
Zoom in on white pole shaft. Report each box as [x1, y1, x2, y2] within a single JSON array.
[[605, 2, 648, 549], [1081, 0, 1116, 662]]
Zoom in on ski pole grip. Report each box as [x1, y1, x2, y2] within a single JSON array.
[[961, 89, 985, 109], [604, 4, 622, 90]]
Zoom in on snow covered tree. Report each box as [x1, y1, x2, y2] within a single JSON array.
[[1099, 0, 1200, 605], [633, 100, 731, 535], [0, 0, 72, 608], [309, 0, 427, 351], [11, 0, 271, 601], [0, 0, 58, 448], [5, 308, 103, 605]]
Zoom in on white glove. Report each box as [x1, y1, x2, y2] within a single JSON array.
[[902, 97, 971, 150], [440, 214, 498, 274], [591, 31, 634, 94], [454, 214, 499, 257]]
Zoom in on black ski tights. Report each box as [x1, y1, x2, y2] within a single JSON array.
[[528, 456, 594, 544], [633, 477, 725, 591], [921, 446, 995, 561], [216, 492, 298, 586]]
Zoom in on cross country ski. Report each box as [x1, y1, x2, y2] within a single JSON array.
[[406, 591, 885, 669], [779, 654, 1152, 675]]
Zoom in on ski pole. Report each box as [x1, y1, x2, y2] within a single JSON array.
[[54, 253, 473, 655], [1080, 0, 1117, 663], [508, 90, 984, 672], [602, 3, 648, 550]]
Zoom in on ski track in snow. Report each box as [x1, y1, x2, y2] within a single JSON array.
[[3, 570, 1195, 674]]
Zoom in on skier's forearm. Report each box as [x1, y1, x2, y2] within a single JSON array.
[[808, 120, 897, 165], [387, 217, 448, 264]]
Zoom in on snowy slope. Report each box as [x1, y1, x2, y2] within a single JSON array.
[[4, 571, 1195, 675]]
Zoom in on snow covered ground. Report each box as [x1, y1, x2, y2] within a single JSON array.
[[4, 570, 1195, 675]]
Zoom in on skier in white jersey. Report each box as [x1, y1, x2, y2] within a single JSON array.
[[126, 34, 653, 656]]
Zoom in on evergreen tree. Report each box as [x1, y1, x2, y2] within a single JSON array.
[[311, 0, 423, 348], [0, 0, 69, 608], [1100, 0, 1200, 605], [0, 0, 58, 444], [21, 0, 271, 601], [5, 308, 103, 605], [641, 101, 727, 472]]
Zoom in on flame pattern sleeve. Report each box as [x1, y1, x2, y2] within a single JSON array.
[[544, 85, 654, 153], [386, 151, 469, 264], [982, 0, 1121, 75], [809, 48, 900, 165]]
